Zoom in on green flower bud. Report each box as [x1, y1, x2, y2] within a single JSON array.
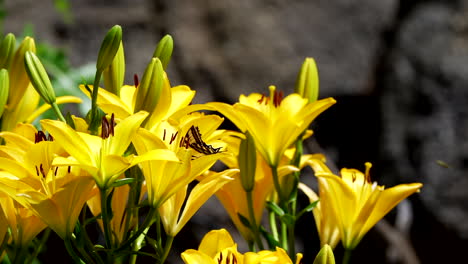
[[0, 33, 16, 69], [96, 25, 122, 72], [8, 37, 36, 107], [239, 131, 257, 192], [313, 245, 335, 264], [0, 69, 9, 118], [295, 57, 319, 103], [152, 34, 173, 70], [24, 51, 56, 104], [135, 57, 164, 113], [103, 40, 125, 96]]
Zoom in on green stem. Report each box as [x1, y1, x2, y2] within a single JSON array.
[[90, 69, 102, 134], [129, 226, 150, 264], [65, 236, 85, 264], [116, 207, 157, 253], [246, 190, 264, 250], [342, 249, 352, 264], [280, 221, 288, 251], [51, 102, 66, 122], [99, 187, 113, 250], [159, 235, 174, 264], [271, 165, 284, 206], [269, 210, 279, 242], [287, 224, 296, 262]]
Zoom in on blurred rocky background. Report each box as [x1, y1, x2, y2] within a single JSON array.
[[3, 0, 468, 263]]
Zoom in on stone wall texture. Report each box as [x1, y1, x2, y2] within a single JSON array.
[[4, 0, 468, 263]]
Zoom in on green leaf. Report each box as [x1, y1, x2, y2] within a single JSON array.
[[297, 199, 320, 219], [259, 226, 280, 248], [266, 201, 284, 216], [237, 213, 251, 229], [65, 112, 76, 129], [110, 178, 136, 188], [280, 214, 295, 226]]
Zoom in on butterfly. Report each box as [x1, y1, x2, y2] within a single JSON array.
[[182, 125, 222, 155]]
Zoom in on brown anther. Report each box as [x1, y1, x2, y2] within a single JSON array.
[[232, 254, 237, 264], [169, 131, 178, 145], [68, 166, 71, 173], [257, 94, 265, 104], [273, 90, 284, 107], [134, 73, 139, 87], [218, 252, 223, 264], [101, 113, 115, 139], [35, 165, 40, 176], [54, 167, 59, 176], [35, 131, 47, 143], [39, 164, 46, 178], [163, 129, 166, 141], [351, 172, 356, 183], [226, 253, 231, 264]]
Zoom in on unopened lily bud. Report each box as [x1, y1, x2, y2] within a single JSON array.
[[0, 69, 9, 118], [295, 57, 319, 103], [239, 131, 257, 192], [135, 57, 164, 113], [8, 37, 36, 107], [152, 34, 173, 70], [96, 25, 122, 72], [0, 33, 16, 69], [313, 245, 335, 264], [103, 40, 125, 96], [24, 51, 56, 104]]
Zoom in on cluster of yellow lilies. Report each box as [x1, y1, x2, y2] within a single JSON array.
[[0, 25, 422, 264]]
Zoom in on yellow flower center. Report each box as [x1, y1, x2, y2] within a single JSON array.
[[257, 85, 284, 108]]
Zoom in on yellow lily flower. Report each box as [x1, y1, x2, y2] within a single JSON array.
[[208, 86, 335, 166], [159, 169, 236, 236], [215, 136, 298, 241], [0, 124, 95, 239], [40, 111, 177, 188], [133, 113, 229, 208], [309, 159, 423, 249], [181, 229, 302, 264], [0, 192, 46, 246]]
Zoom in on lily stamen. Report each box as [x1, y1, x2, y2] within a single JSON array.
[[101, 113, 115, 139], [134, 73, 139, 87]]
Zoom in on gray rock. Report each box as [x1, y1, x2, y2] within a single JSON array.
[[381, 3, 468, 238]]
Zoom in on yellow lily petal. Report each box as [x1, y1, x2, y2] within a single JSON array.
[[41, 119, 95, 167], [167, 170, 236, 236], [198, 229, 236, 258], [109, 111, 148, 155], [181, 249, 217, 264]]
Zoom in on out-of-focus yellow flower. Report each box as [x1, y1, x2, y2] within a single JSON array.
[[159, 170, 236, 236], [0, 124, 95, 239], [0, 192, 46, 246], [309, 159, 423, 249], [208, 86, 335, 166], [41, 111, 176, 188], [181, 229, 302, 264]]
